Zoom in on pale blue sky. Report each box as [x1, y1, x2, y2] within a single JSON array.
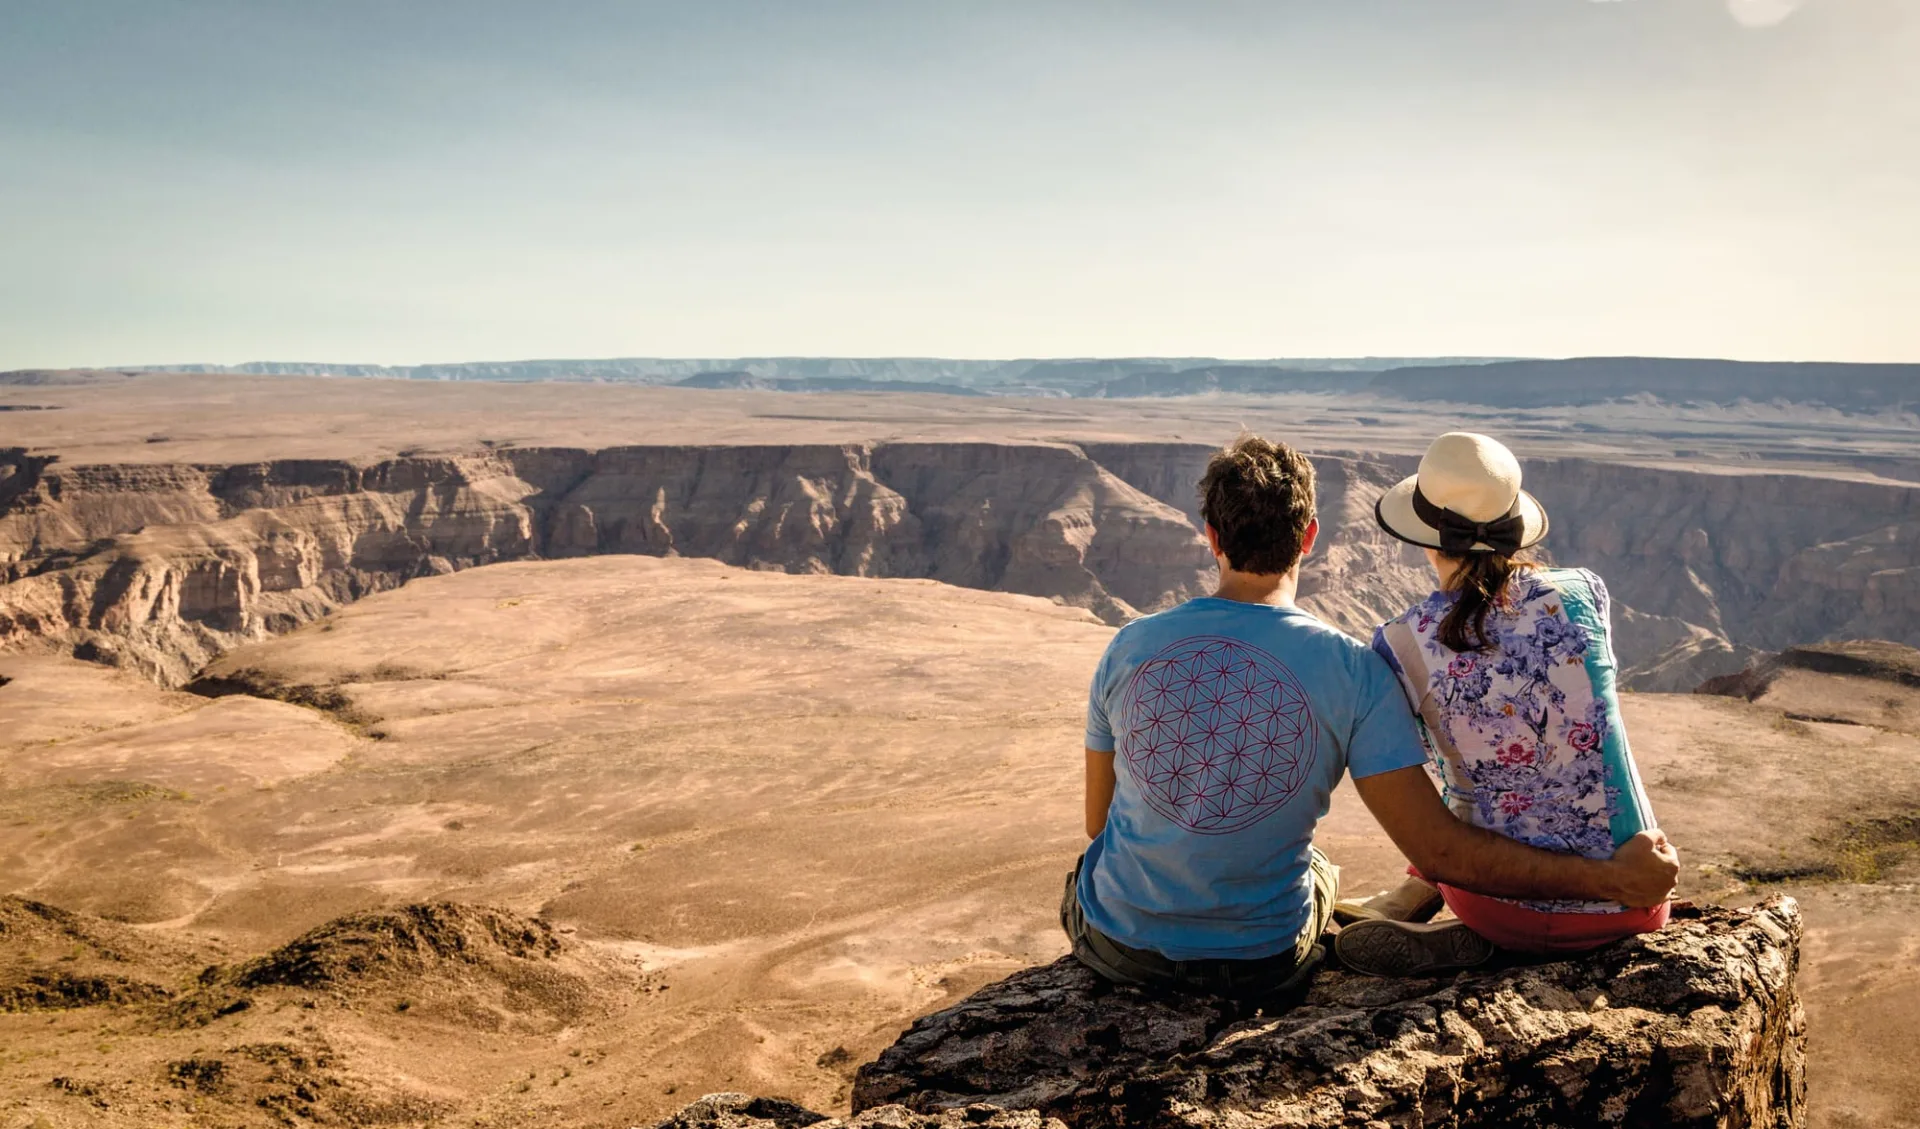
[[2, 0, 1915, 368]]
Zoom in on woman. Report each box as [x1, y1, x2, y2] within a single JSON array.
[[1337, 431, 1669, 974]]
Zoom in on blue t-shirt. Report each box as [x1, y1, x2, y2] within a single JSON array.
[[1079, 597, 1429, 960]]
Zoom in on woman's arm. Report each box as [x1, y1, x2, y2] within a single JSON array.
[[1084, 749, 1117, 838]]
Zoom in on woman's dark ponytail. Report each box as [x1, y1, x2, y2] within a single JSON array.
[[1436, 552, 1529, 653]]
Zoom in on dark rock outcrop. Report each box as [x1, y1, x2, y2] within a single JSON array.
[[1698, 639, 1920, 697], [1697, 640, 1920, 734], [0, 894, 195, 1012], [657, 1092, 1067, 1129], [172, 902, 617, 1033], [229, 902, 563, 992], [843, 898, 1803, 1129]]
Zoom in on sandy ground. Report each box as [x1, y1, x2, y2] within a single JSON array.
[[1, 559, 1105, 1127], [2, 556, 1917, 1127], [6, 371, 1920, 480]]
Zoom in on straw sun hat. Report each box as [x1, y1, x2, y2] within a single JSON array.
[[1374, 432, 1549, 556]]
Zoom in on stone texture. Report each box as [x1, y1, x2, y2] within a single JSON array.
[[850, 898, 1805, 1129], [653, 1092, 1069, 1129]]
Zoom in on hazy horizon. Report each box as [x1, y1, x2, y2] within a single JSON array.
[[73, 351, 1920, 375], [5, 0, 1917, 369]]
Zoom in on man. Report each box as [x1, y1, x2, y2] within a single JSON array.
[[1061, 435, 1679, 994]]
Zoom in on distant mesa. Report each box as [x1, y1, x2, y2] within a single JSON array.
[[1078, 356, 1920, 411], [24, 354, 1916, 411], [0, 442, 1219, 684], [1081, 364, 1371, 399], [108, 355, 1484, 390], [0, 368, 141, 386], [1366, 356, 1920, 412], [675, 370, 777, 391], [672, 370, 983, 396], [116, 356, 1036, 387]]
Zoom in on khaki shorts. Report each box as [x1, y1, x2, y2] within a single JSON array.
[[1059, 847, 1339, 1001]]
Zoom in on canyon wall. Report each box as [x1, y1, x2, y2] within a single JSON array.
[[0, 443, 1211, 685], [1087, 443, 1920, 691], [3, 442, 1919, 689]]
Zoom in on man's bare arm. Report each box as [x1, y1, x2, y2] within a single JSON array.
[[1353, 765, 1679, 908], [1085, 749, 1117, 838]]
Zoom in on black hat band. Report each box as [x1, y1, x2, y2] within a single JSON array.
[[1411, 485, 1526, 556]]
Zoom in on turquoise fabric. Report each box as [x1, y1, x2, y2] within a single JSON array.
[[1553, 570, 1657, 848]]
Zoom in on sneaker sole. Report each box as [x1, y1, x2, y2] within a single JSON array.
[[1335, 919, 1496, 978]]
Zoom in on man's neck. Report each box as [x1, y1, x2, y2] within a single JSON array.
[[1212, 566, 1298, 608]]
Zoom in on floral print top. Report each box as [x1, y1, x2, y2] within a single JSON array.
[[1372, 567, 1657, 913]]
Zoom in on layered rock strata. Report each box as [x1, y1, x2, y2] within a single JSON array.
[[1089, 443, 1920, 690], [5, 438, 1920, 689], [834, 898, 1804, 1129], [0, 443, 1211, 685]]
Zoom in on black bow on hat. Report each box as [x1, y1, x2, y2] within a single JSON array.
[[1411, 486, 1526, 555]]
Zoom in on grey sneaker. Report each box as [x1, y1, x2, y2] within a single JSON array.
[[1335, 918, 1496, 978]]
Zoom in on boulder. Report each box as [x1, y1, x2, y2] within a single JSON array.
[[848, 897, 1805, 1129]]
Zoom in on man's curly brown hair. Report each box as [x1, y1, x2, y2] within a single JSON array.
[[1198, 435, 1317, 575]]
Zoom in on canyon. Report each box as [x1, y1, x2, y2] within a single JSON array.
[[0, 443, 1213, 686], [3, 553, 1916, 1128], [4, 372, 1920, 1127], [4, 421, 1920, 693]]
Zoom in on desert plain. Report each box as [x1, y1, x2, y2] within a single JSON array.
[[2, 372, 1919, 1128]]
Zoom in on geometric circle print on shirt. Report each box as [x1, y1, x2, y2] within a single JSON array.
[[1116, 636, 1319, 834]]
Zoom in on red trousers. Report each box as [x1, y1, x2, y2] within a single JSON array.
[[1413, 867, 1670, 953]]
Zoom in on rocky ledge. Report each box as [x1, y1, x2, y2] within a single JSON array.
[[660, 897, 1804, 1129], [656, 1093, 1067, 1129]]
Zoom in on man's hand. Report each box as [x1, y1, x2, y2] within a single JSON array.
[[1606, 829, 1681, 909]]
